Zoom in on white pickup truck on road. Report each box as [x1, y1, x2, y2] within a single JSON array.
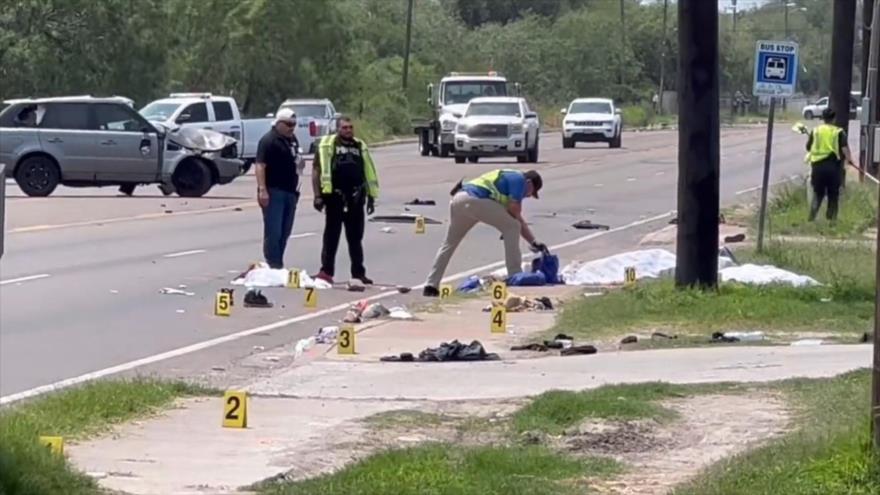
[[140, 93, 273, 170], [273, 99, 339, 155], [452, 97, 540, 164]]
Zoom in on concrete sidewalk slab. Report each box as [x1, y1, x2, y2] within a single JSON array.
[[249, 345, 873, 401]]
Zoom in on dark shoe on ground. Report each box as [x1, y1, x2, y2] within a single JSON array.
[[244, 289, 273, 308], [314, 271, 334, 284], [354, 275, 373, 285], [422, 286, 440, 297]]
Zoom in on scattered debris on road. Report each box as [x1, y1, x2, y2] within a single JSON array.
[[724, 233, 746, 243], [369, 214, 442, 225], [159, 287, 194, 296], [572, 219, 610, 230], [561, 344, 598, 356], [620, 335, 638, 345], [380, 227, 396, 234], [404, 198, 436, 206], [652, 332, 677, 340], [316, 326, 339, 344], [381, 340, 499, 362], [244, 289, 273, 308]]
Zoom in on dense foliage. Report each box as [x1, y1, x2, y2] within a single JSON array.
[[0, 0, 843, 135]]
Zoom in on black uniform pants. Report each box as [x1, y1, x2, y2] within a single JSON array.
[[320, 192, 366, 278], [809, 160, 842, 221]]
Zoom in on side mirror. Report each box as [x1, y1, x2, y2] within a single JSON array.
[[514, 82, 522, 96], [614, 108, 621, 115], [560, 108, 567, 114], [176, 113, 191, 123], [452, 112, 462, 119], [333, 112, 342, 119], [426, 83, 434, 105], [525, 112, 537, 119], [266, 113, 275, 118]]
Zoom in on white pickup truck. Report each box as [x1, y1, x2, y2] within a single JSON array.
[[140, 93, 274, 170], [273, 99, 339, 155]]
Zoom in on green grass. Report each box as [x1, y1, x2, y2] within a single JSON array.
[[761, 181, 877, 239], [511, 383, 691, 435], [0, 378, 215, 495], [258, 443, 620, 495], [674, 370, 880, 495]]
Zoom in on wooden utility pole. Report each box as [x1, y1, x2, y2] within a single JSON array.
[[402, 0, 414, 91], [619, 0, 627, 85], [867, 0, 880, 453], [658, 0, 669, 115], [675, 0, 720, 288], [830, 0, 857, 130]]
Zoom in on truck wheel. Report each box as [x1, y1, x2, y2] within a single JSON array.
[[119, 183, 136, 196], [419, 132, 430, 156], [562, 137, 574, 149], [609, 132, 622, 149], [467, 156, 479, 163], [527, 136, 539, 163], [440, 144, 451, 158], [15, 155, 60, 197], [454, 155, 466, 164], [804, 110, 813, 120], [173, 158, 214, 198]]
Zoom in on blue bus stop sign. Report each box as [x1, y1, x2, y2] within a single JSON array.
[[753, 40, 798, 97]]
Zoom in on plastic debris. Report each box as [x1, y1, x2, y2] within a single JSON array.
[[388, 306, 415, 320], [293, 336, 316, 359], [159, 287, 194, 296], [790, 339, 824, 346], [316, 326, 339, 344], [380, 227, 396, 234], [363, 302, 391, 319]]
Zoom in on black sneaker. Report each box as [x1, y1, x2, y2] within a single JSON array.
[[423, 286, 440, 297], [354, 276, 374, 285], [244, 289, 273, 308]]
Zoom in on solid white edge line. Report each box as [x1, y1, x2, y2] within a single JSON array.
[[0, 211, 672, 406], [290, 232, 317, 239], [0, 274, 51, 286], [163, 249, 207, 259]]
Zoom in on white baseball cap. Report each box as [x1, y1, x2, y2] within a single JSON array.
[[274, 108, 296, 125]]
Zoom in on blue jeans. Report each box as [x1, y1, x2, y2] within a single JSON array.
[[262, 188, 299, 269]]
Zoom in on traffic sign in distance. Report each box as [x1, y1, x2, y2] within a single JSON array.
[[753, 40, 798, 97], [222, 391, 248, 428]]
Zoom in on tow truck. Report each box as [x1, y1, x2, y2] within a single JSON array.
[[412, 72, 520, 158]]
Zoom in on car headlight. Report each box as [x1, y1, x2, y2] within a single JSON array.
[[510, 123, 524, 133], [441, 119, 457, 131], [456, 123, 470, 133]]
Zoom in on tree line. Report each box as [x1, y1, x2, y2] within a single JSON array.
[[0, 0, 839, 137]]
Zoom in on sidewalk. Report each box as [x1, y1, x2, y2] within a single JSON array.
[[68, 286, 873, 494]]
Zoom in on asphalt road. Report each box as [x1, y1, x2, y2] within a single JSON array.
[[0, 126, 811, 398]]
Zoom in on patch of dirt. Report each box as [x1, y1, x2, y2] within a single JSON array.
[[563, 420, 665, 455], [588, 393, 790, 495]]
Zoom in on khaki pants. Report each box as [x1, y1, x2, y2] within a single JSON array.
[[426, 192, 522, 288]]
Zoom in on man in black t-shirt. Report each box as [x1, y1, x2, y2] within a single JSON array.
[[255, 108, 302, 268]]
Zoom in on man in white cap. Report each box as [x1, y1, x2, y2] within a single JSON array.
[[255, 108, 303, 268]]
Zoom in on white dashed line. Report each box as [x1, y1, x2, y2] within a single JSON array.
[[0, 273, 51, 286], [163, 249, 207, 258]]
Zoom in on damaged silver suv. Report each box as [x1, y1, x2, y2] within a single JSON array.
[[0, 96, 245, 197]]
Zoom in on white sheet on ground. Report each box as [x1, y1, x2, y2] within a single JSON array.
[[720, 264, 819, 287], [562, 249, 816, 287], [231, 263, 332, 289]]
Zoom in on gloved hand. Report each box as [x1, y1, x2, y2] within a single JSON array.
[[529, 240, 549, 255], [313, 196, 324, 212], [366, 197, 375, 215]]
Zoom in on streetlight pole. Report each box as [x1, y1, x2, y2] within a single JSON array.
[[402, 0, 414, 91], [784, 0, 790, 38], [658, 0, 669, 115]]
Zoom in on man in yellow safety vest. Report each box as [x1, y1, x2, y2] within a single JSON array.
[[423, 169, 546, 297], [806, 108, 855, 222], [311, 116, 379, 285]]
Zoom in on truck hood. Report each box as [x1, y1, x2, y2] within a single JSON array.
[[459, 115, 524, 126], [565, 112, 616, 122], [440, 104, 469, 119], [152, 121, 237, 152]]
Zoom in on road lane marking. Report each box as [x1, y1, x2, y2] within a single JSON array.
[[735, 174, 803, 196], [0, 274, 51, 286], [290, 232, 317, 239], [163, 249, 207, 258], [0, 212, 674, 406]]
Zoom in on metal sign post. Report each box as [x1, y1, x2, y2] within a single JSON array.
[[0, 163, 6, 259], [753, 40, 799, 252]]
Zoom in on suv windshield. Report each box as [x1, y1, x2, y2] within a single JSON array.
[[443, 81, 507, 105], [140, 102, 182, 121], [281, 104, 329, 118], [570, 102, 612, 114], [466, 102, 521, 117]]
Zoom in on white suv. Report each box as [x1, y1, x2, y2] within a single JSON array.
[[561, 98, 622, 149], [453, 97, 540, 164]]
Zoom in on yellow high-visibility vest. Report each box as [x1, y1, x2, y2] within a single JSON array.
[[317, 135, 379, 198], [809, 124, 843, 164]]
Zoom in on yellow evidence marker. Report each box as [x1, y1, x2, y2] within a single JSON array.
[[490, 306, 507, 334], [337, 325, 356, 355], [39, 436, 64, 456], [490, 281, 507, 303], [624, 266, 637, 286], [287, 269, 301, 289], [222, 391, 248, 428], [415, 215, 426, 234], [304, 287, 318, 308], [215, 290, 232, 316], [439, 284, 453, 299]]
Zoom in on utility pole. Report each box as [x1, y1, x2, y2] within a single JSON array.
[[658, 0, 669, 115], [619, 0, 627, 85], [867, 0, 880, 452], [784, 0, 790, 38], [402, 0, 414, 91], [675, 0, 720, 289], [830, 0, 857, 131], [733, 0, 738, 32]]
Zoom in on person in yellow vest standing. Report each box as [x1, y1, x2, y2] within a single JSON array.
[[311, 116, 379, 285], [423, 169, 546, 297], [806, 108, 855, 222]]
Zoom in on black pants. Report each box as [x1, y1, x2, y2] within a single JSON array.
[[320, 193, 366, 278], [809, 160, 842, 221]]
